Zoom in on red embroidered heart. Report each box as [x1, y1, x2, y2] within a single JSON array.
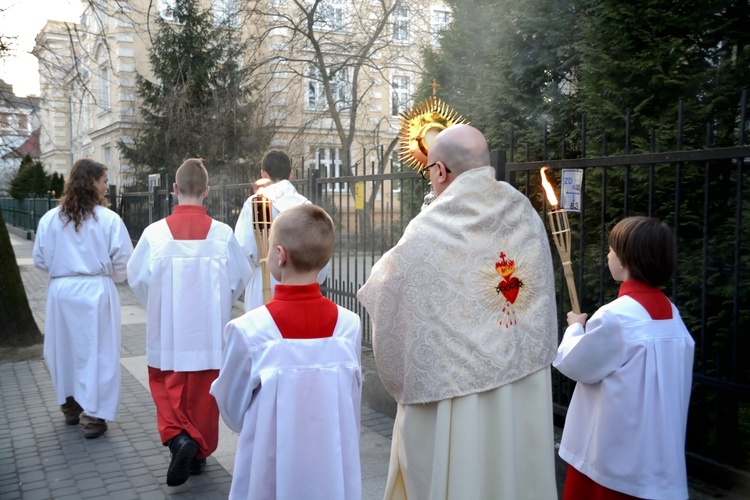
[[498, 277, 522, 304]]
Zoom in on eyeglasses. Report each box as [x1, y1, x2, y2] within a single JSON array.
[[419, 161, 452, 180]]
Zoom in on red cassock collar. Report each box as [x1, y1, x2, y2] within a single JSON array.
[[617, 279, 672, 320]]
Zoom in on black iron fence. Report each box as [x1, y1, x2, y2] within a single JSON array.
[[1, 187, 117, 235], [495, 97, 750, 487]]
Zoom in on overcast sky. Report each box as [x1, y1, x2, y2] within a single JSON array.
[[0, 0, 82, 97]]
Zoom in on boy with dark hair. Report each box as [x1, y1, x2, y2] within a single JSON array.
[[211, 204, 362, 499], [234, 149, 328, 311], [128, 158, 251, 487], [554, 216, 694, 499]]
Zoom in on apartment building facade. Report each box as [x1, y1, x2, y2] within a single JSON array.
[[34, 0, 452, 187]]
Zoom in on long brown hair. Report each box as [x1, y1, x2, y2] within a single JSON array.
[[59, 158, 109, 231]]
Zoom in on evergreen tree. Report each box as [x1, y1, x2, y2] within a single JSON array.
[[49, 172, 65, 197], [119, 0, 272, 184], [9, 155, 50, 200], [420, 0, 580, 155]]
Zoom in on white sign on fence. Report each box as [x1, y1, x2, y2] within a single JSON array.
[[561, 169, 584, 212]]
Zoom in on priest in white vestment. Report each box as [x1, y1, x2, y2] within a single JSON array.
[[234, 150, 328, 311], [358, 125, 559, 500], [33, 159, 133, 439]]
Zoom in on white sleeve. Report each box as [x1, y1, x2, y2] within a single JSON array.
[[210, 323, 257, 433], [32, 216, 48, 272], [127, 233, 152, 308], [226, 231, 253, 303], [553, 308, 627, 384], [110, 217, 134, 283], [234, 198, 260, 268]]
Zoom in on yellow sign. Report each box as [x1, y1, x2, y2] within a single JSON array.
[[355, 182, 365, 210]]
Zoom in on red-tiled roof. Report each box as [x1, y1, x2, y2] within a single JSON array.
[[3, 127, 40, 159]]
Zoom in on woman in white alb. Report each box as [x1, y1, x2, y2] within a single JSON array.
[[33, 159, 133, 438]]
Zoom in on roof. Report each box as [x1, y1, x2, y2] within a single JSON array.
[[2, 127, 41, 160]]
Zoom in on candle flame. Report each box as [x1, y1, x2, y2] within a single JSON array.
[[540, 167, 558, 207]]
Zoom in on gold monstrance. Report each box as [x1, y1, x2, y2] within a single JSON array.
[[252, 184, 273, 304], [398, 80, 469, 174], [540, 167, 581, 314]]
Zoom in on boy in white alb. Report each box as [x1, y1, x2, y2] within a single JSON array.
[[554, 216, 694, 499], [211, 204, 362, 500], [128, 159, 251, 487], [234, 150, 328, 311]]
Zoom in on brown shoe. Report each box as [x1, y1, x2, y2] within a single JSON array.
[[80, 415, 108, 439], [61, 397, 83, 425]]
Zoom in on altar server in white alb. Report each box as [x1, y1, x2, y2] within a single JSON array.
[[554, 216, 694, 500], [358, 124, 559, 499], [33, 158, 133, 439], [234, 149, 328, 311], [128, 159, 251, 487], [211, 204, 362, 500]]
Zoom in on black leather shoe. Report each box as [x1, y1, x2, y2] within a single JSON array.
[[190, 458, 207, 475], [166, 431, 198, 486]]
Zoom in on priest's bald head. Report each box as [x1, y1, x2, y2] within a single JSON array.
[[426, 124, 491, 196]]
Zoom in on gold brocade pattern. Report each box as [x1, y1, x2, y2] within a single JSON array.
[[357, 167, 558, 405]]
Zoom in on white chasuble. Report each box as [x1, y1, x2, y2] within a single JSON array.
[[358, 167, 558, 405]]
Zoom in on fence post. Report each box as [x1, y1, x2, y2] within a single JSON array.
[[491, 149, 506, 182], [150, 185, 159, 223], [308, 168, 319, 205], [108, 185, 117, 213], [28, 195, 34, 231], [167, 176, 174, 216]]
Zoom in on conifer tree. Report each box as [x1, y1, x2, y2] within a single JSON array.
[[119, 0, 272, 183], [9, 155, 50, 200]]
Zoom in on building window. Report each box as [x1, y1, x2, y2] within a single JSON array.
[[309, 146, 347, 192], [159, 0, 176, 21], [431, 10, 451, 45], [314, 0, 345, 31], [213, 0, 239, 28], [96, 47, 111, 111], [391, 76, 410, 116], [307, 66, 350, 112], [101, 145, 112, 168], [392, 7, 409, 42], [83, 92, 92, 131], [18, 115, 28, 132], [94, 0, 108, 31]]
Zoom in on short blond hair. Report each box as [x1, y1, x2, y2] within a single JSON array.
[[271, 205, 334, 272], [176, 158, 208, 197]]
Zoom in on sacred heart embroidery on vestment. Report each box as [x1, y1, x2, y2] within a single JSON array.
[[494, 252, 523, 327], [498, 276, 522, 304]]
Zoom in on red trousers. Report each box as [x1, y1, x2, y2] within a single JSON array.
[[148, 367, 220, 459], [563, 465, 642, 500]]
